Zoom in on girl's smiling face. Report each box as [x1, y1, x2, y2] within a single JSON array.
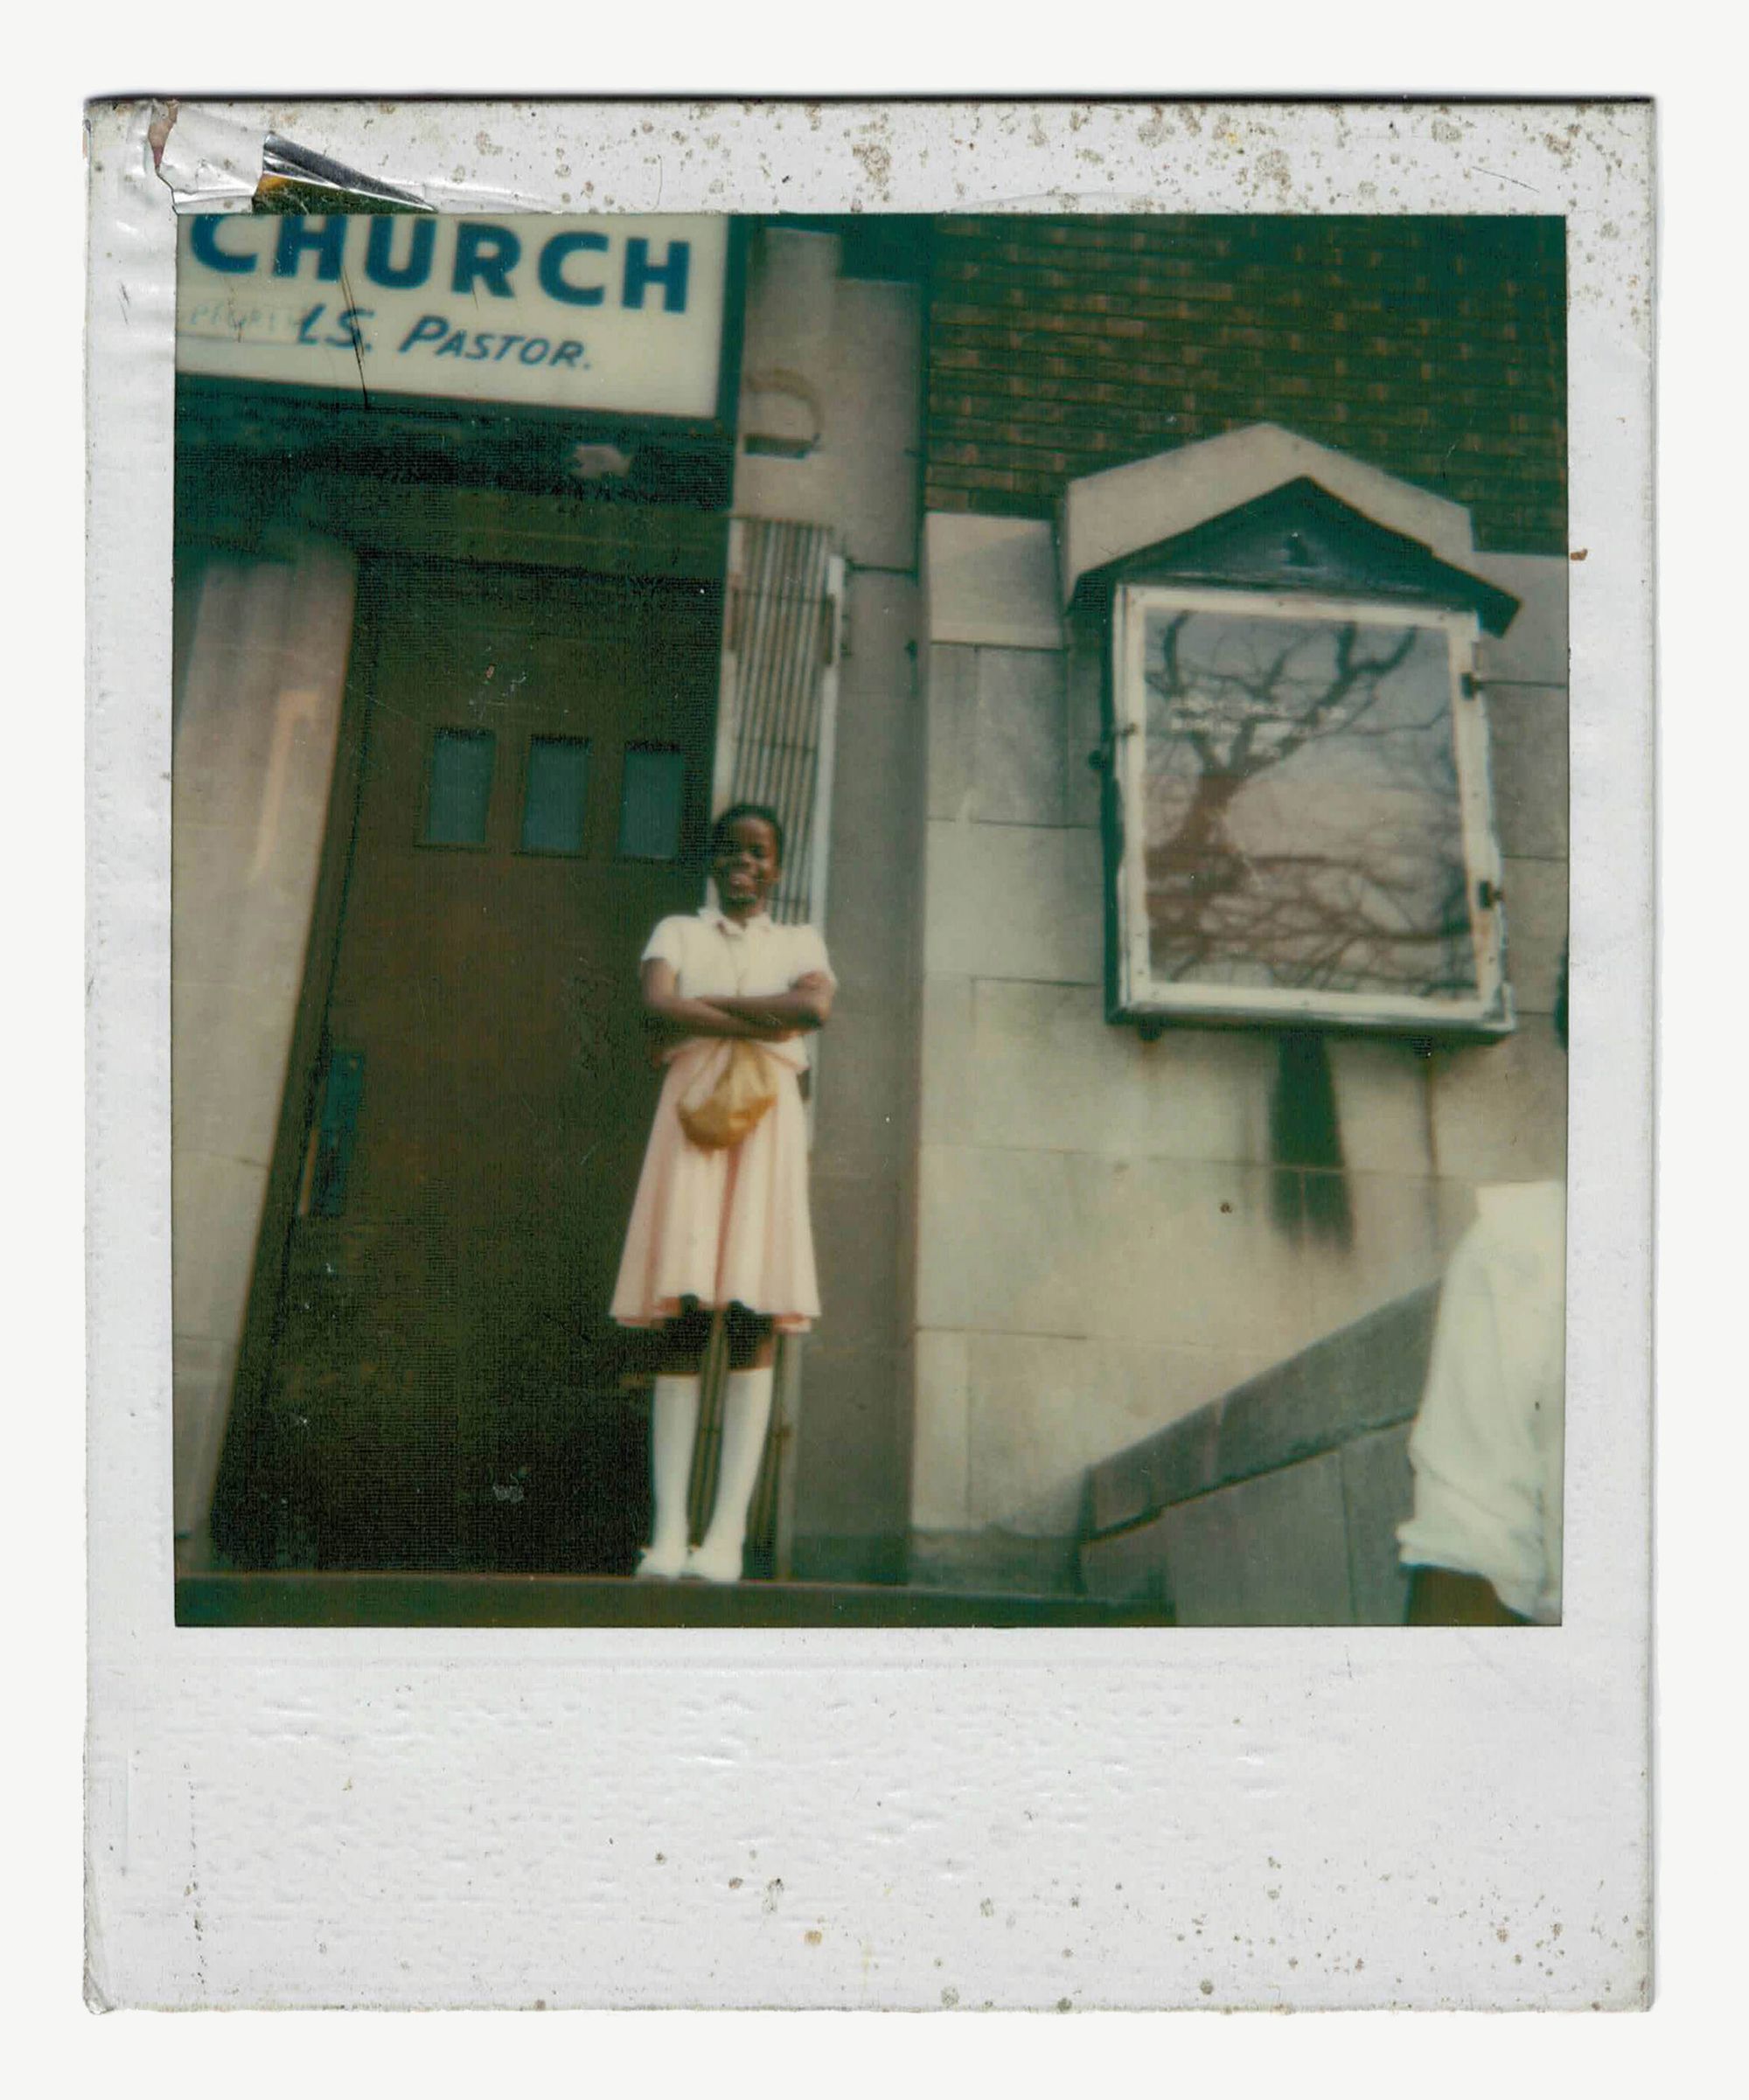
[[712, 813, 781, 918]]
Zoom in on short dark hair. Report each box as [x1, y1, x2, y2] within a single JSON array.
[[710, 801, 784, 865]]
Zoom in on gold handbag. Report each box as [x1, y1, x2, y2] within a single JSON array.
[[678, 1040, 782, 1151]]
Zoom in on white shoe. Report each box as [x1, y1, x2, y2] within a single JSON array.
[[636, 1536, 690, 1580], [682, 1537, 744, 1584]]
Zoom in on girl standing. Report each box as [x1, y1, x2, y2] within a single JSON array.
[[610, 803, 835, 1582]]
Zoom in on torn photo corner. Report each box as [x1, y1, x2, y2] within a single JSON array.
[[86, 96, 1653, 2011]]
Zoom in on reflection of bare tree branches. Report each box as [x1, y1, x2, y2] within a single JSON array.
[[1144, 613, 1473, 998], [1160, 852, 1472, 997]]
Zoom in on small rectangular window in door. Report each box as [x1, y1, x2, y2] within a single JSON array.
[[422, 728, 496, 847], [519, 736, 592, 855], [617, 747, 686, 861]]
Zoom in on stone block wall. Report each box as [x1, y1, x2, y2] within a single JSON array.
[[909, 511, 1567, 1590]]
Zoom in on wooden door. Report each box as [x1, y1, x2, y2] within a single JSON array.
[[216, 558, 721, 1569]]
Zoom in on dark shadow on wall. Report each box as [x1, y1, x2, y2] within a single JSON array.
[[1270, 1030, 1354, 1249]]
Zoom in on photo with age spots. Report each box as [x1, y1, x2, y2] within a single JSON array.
[[169, 205, 1567, 1629]]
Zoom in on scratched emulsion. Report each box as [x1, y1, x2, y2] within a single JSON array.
[[86, 95, 1653, 2010]]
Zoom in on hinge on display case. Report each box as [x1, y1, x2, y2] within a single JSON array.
[[1088, 721, 1138, 775]]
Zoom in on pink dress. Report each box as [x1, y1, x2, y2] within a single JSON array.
[[610, 908, 833, 1335]]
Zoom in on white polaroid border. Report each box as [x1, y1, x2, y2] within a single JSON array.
[[85, 98, 1654, 2011]]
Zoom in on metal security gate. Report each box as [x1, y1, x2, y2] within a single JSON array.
[[688, 518, 844, 1575], [713, 519, 842, 928]]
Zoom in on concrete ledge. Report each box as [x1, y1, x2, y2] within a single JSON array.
[[1087, 1282, 1440, 1536], [1080, 1283, 1442, 1623], [177, 1569, 1163, 1629], [1145, 1450, 1355, 1626], [907, 1526, 1086, 1600], [1077, 1513, 1175, 1609], [1341, 1424, 1417, 1625], [791, 1533, 908, 1589]]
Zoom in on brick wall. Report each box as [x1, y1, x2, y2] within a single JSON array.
[[924, 216, 1566, 555]]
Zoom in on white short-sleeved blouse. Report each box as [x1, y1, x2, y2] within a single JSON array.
[[1397, 1179, 1566, 1624], [641, 908, 835, 1067]]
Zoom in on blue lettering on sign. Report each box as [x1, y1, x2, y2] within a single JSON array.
[[365, 217, 436, 289], [191, 215, 257, 275], [273, 216, 347, 282], [399, 315, 447, 352], [187, 217, 708, 374], [451, 223, 521, 298], [329, 307, 373, 350], [622, 237, 689, 312], [389, 316, 591, 371], [537, 230, 609, 306]]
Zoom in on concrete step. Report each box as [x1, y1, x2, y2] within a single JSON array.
[[1079, 1281, 1443, 1623], [1085, 1281, 1442, 1540], [177, 1570, 1172, 1630]]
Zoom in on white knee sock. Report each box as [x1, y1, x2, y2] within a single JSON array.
[[691, 1365, 775, 1580], [638, 1373, 701, 1576]]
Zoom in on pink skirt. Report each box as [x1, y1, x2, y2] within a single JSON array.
[[610, 1037, 821, 1334]]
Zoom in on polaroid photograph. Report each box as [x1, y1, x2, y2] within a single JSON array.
[[85, 96, 1654, 2009]]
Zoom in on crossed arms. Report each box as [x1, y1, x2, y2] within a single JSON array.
[[638, 959, 835, 1051]]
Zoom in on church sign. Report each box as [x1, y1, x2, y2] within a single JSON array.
[[176, 212, 731, 422]]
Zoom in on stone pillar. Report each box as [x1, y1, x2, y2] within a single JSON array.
[[171, 537, 356, 1552], [731, 233, 927, 1582]]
